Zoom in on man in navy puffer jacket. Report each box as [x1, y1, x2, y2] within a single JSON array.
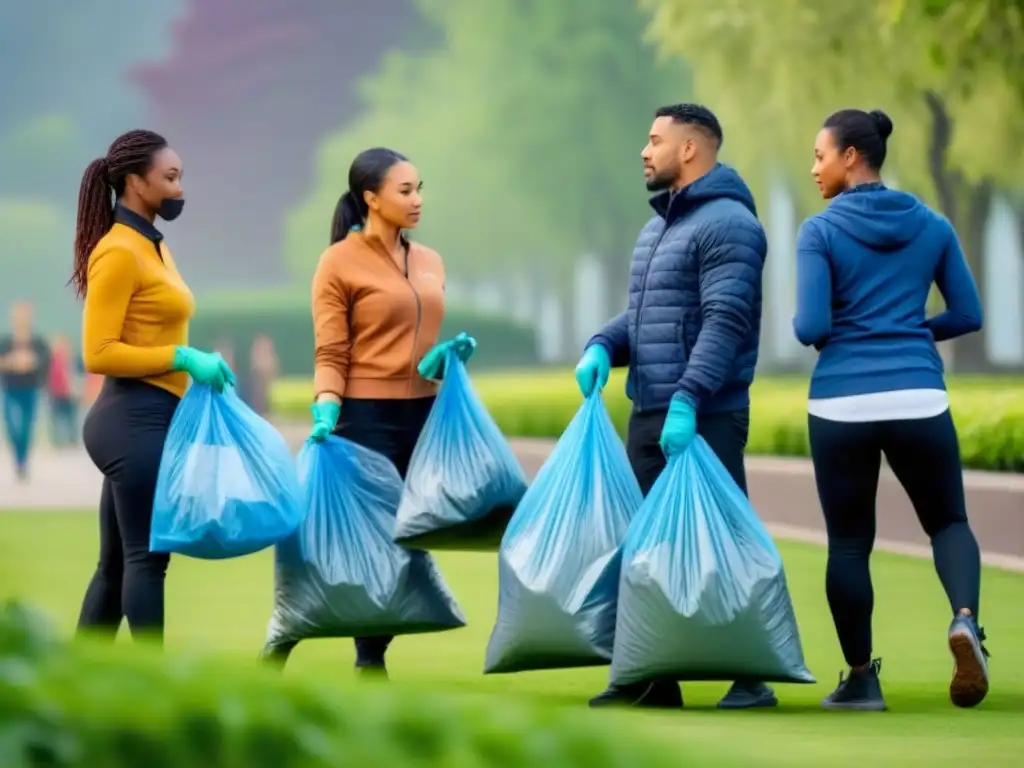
[[576, 104, 774, 711]]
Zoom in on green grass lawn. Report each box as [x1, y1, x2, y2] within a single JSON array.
[[2, 510, 1022, 764]]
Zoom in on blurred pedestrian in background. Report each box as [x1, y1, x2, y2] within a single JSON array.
[[248, 333, 279, 417], [0, 301, 50, 480], [214, 336, 236, 372], [83, 369, 104, 410], [47, 333, 80, 447]]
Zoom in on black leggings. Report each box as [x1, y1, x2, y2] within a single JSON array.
[[808, 409, 981, 667], [268, 396, 434, 669], [76, 378, 180, 643]]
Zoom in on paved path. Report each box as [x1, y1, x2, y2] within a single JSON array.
[[3, 423, 1022, 571]]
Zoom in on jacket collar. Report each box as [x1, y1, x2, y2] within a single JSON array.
[[114, 203, 163, 246]]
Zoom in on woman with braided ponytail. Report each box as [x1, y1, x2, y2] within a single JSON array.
[[73, 129, 235, 645]]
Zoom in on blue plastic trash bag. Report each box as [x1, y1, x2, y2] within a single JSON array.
[[394, 352, 527, 551], [150, 383, 304, 559], [484, 393, 643, 674], [262, 436, 465, 653], [609, 437, 815, 686]]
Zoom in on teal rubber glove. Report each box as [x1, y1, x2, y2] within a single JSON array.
[[659, 394, 698, 457], [574, 345, 611, 397], [418, 332, 477, 380], [173, 346, 235, 392], [309, 400, 340, 442]]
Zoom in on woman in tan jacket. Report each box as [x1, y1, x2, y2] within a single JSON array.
[[300, 147, 475, 677]]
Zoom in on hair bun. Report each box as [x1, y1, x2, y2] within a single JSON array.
[[869, 109, 893, 140]]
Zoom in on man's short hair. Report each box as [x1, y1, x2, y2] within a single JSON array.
[[654, 103, 723, 149]]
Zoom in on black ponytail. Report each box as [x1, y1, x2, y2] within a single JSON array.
[[330, 191, 365, 245], [822, 108, 893, 172], [329, 147, 409, 245]]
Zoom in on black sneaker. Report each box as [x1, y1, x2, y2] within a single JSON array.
[[821, 658, 886, 711], [717, 680, 778, 709], [588, 680, 682, 709], [948, 614, 990, 708]]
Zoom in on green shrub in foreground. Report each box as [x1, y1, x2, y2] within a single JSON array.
[[270, 372, 1024, 472], [0, 601, 687, 768]]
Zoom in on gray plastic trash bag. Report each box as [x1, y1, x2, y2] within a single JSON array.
[[394, 354, 527, 551], [262, 436, 465, 654], [609, 437, 815, 686], [484, 394, 643, 674]]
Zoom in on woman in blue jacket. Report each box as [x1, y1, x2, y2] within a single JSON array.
[[794, 108, 988, 712]]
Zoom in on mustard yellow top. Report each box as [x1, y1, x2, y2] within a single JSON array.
[[82, 221, 195, 398]]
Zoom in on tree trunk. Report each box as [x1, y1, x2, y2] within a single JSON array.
[[955, 181, 994, 371], [923, 90, 994, 372], [1014, 200, 1024, 333]]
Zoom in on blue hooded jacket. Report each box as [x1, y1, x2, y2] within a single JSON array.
[[793, 183, 982, 399], [587, 163, 767, 414]]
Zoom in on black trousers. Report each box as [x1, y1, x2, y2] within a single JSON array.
[[808, 409, 981, 666], [76, 378, 179, 643], [626, 407, 750, 496], [269, 396, 435, 668], [617, 407, 756, 690], [339, 396, 434, 666]]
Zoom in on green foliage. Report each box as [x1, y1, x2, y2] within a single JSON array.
[[886, 0, 1024, 104], [640, 0, 941, 209], [287, 0, 688, 291], [272, 371, 1024, 471], [190, 293, 539, 376], [0, 1, 185, 201], [284, 59, 556, 286], [0, 115, 83, 198], [0, 2, 186, 329], [642, 0, 1023, 209], [0, 599, 683, 767], [0, 199, 80, 332], [640, 0, 1022, 371], [881, 0, 1024, 186]]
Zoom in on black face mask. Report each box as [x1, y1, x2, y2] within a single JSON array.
[[157, 197, 185, 222]]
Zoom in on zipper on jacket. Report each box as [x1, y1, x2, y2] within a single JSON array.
[[634, 224, 670, 412], [369, 234, 424, 398], [404, 248, 423, 398]]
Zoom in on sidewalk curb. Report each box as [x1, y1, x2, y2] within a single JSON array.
[[506, 437, 1024, 493], [766, 523, 1024, 573]]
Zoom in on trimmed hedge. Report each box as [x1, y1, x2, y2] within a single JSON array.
[[271, 371, 1024, 472], [190, 291, 539, 377], [0, 601, 697, 767]]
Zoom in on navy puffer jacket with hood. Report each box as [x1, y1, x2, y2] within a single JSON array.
[[587, 163, 767, 414]]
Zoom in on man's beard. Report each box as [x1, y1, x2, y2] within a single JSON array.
[[645, 166, 677, 192]]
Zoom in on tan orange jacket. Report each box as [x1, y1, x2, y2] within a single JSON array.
[[312, 231, 446, 400]]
